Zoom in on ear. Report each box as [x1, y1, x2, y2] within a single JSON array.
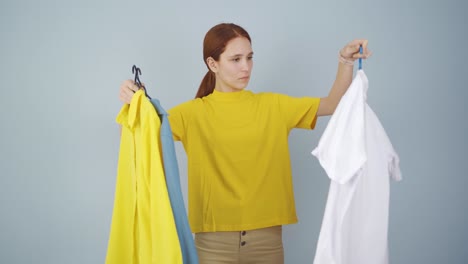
[[206, 57, 218, 73]]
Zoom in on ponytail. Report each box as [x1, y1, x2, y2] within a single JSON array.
[[195, 71, 216, 98]]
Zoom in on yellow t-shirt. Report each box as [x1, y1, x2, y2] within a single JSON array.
[[168, 89, 320, 233], [107, 90, 182, 264]]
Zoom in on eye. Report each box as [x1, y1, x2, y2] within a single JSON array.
[[248, 56, 253, 60], [233, 58, 241, 62]]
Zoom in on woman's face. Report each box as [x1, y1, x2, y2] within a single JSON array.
[[210, 37, 253, 92]]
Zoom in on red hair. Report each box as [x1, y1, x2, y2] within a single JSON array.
[[195, 23, 251, 98]]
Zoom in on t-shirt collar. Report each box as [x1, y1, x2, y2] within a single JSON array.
[[209, 89, 250, 101]]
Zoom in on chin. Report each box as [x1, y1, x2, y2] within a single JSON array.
[[236, 82, 249, 90], [226, 81, 249, 92]]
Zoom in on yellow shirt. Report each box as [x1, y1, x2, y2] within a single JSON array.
[[168, 89, 320, 233], [106, 90, 182, 264]]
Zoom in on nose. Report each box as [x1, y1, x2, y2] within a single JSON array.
[[241, 58, 251, 72]]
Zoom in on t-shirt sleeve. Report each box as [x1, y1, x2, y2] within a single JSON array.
[[311, 77, 366, 183], [276, 94, 321, 130], [168, 100, 195, 141]]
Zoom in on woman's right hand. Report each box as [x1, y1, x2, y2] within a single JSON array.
[[119, 80, 141, 104]]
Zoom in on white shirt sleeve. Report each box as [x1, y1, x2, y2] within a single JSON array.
[[311, 70, 367, 184]]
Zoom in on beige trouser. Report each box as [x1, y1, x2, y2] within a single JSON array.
[[195, 225, 284, 264]]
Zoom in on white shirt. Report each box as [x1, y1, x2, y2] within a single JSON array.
[[312, 70, 402, 264]]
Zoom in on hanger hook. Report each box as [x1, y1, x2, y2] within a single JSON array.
[[132, 65, 143, 88], [131, 65, 150, 99]]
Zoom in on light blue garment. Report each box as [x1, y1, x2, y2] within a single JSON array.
[[150, 98, 199, 264]]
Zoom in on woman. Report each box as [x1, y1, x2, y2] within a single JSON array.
[[119, 23, 371, 264]]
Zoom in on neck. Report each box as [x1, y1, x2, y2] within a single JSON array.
[[215, 87, 243, 93]]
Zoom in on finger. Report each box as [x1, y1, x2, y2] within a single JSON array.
[[119, 90, 130, 104], [123, 80, 139, 93], [352, 53, 366, 59], [121, 85, 136, 103], [348, 39, 368, 53], [122, 79, 134, 89], [349, 39, 370, 58], [351, 39, 368, 46], [123, 85, 136, 98], [347, 42, 361, 54], [361, 39, 369, 50], [129, 83, 139, 93], [348, 39, 363, 49], [120, 81, 135, 96], [119, 89, 132, 104], [352, 50, 373, 59], [341, 45, 357, 58], [362, 40, 370, 57]]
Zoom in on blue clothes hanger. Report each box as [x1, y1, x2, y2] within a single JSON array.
[[358, 46, 363, 70], [132, 65, 151, 99]]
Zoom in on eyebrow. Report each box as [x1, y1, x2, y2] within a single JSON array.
[[228, 52, 254, 58]]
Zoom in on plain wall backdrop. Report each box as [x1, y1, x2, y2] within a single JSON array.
[[1, 0, 467, 263]]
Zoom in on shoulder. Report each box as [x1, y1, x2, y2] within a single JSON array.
[[250, 91, 284, 102], [253, 92, 303, 106], [169, 98, 204, 114]]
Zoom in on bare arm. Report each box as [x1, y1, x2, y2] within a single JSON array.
[[317, 39, 372, 116]]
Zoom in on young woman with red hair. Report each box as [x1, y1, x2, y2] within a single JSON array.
[[119, 23, 371, 264]]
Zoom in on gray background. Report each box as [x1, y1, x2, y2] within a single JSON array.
[[1, 0, 467, 263]]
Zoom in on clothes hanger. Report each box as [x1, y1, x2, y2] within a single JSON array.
[[132, 65, 151, 99], [358, 46, 363, 70]]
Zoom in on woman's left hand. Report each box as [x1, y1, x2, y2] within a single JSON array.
[[340, 39, 372, 61]]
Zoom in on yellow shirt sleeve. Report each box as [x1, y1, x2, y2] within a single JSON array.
[[168, 100, 198, 142], [275, 94, 321, 130]]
